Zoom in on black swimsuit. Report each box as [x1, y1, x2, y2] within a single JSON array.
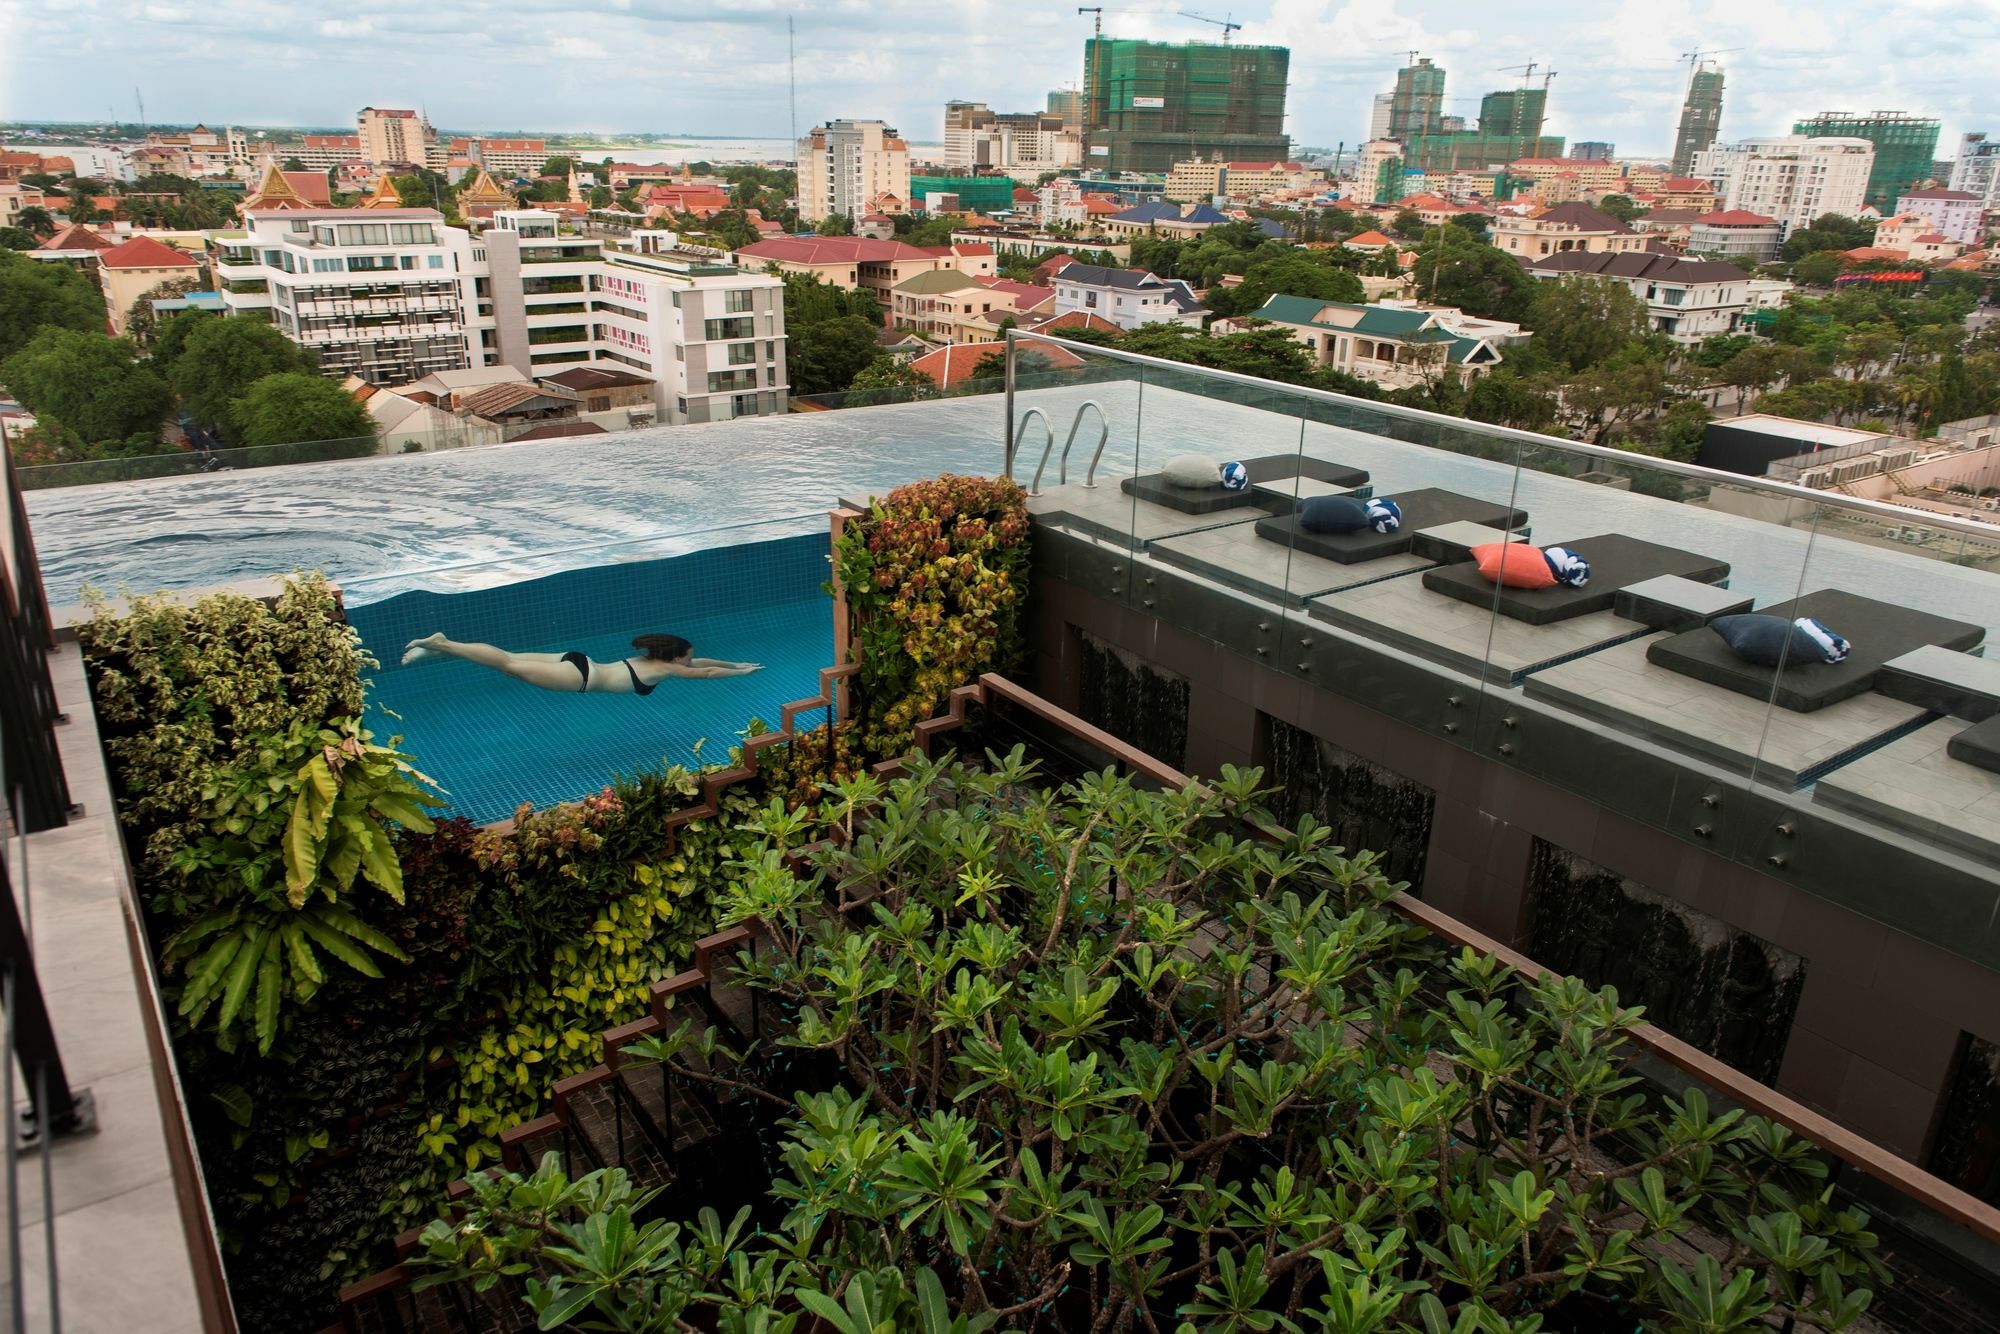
[[559, 652, 657, 696]]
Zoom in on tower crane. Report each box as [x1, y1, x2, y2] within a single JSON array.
[[1678, 47, 1741, 77], [1179, 11, 1242, 41], [1078, 6, 1103, 36]]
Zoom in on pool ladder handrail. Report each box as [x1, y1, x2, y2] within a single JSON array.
[[1019, 401, 1109, 497]]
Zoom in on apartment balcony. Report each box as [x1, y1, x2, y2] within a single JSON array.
[[523, 301, 588, 316], [526, 326, 588, 346], [521, 278, 585, 295], [223, 279, 268, 295]]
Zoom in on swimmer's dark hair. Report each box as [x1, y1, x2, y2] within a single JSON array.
[[632, 633, 693, 662]]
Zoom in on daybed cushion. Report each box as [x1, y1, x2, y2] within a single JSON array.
[[1710, 614, 1850, 667], [1123, 453, 1370, 516], [1423, 533, 1729, 626], [1299, 495, 1401, 535], [1947, 716, 2000, 775], [1254, 488, 1527, 566], [1646, 589, 1985, 713]]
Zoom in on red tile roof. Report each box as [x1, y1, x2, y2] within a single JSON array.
[[1345, 229, 1395, 247], [1659, 177, 1711, 191], [99, 235, 201, 269], [1912, 233, 1951, 244], [950, 242, 994, 256], [303, 134, 361, 150], [1026, 310, 1122, 336], [281, 171, 332, 205], [910, 340, 1083, 390], [978, 277, 1055, 310], [1693, 210, 1777, 226], [39, 223, 114, 252], [1899, 189, 1979, 201]]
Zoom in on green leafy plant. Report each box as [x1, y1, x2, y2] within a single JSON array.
[[416, 754, 1883, 1331], [832, 474, 1030, 755], [163, 716, 443, 1052]]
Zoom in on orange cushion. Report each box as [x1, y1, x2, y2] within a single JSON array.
[[1471, 542, 1557, 589]]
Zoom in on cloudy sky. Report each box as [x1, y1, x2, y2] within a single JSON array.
[[2, 0, 1994, 158]]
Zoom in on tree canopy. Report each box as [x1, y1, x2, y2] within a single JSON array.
[[1210, 253, 1365, 318], [1, 328, 171, 450], [167, 316, 313, 438], [231, 372, 375, 448], [788, 315, 882, 397], [1525, 276, 1653, 373], [1408, 228, 1533, 323], [0, 248, 107, 362]]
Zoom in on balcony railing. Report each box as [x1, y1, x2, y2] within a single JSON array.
[[527, 326, 588, 345], [223, 279, 268, 295]]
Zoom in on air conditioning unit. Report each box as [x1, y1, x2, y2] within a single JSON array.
[[1885, 526, 1904, 540]]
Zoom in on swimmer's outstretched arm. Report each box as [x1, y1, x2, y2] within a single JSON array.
[[662, 660, 762, 678]]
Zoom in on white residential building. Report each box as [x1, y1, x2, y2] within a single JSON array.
[[940, 102, 1081, 176], [214, 208, 787, 424], [1893, 189, 1986, 245], [1947, 133, 2000, 205], [1689, 136, 1874, 237], [1049, 263, 1203, 330], [796, 119, 912, 224], [1527, 251, 1752, 345], [358, 107, 429, 168]]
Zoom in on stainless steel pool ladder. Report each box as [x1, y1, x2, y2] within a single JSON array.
[[1010, 401, 1109, 497]]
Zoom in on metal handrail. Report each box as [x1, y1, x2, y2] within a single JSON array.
[[1061, 401, 1110, 488], [1009, 408, 1053, 494], [1005, 329, 2000, 548]]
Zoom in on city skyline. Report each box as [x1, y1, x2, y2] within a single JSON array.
[[2, 0, 1996, 158]]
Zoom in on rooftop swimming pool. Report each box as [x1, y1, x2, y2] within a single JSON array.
[[26, 396, 1028, 607]]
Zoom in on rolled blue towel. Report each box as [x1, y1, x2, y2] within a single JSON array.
[[1540, 545, 1591, 587], [1710, 614, 1851, 666], [1299, 494, 1401, 535]]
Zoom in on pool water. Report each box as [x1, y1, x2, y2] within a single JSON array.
[[346, 533, 834, 824]]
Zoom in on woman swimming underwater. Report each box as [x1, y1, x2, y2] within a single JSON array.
[[401, 631, 760, 695]]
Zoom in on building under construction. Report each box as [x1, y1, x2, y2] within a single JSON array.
[[1793, 111, 1942, 210], [1671, 67, 1726, 176], [1377, 56, 1562, 174], [1083, 37, 1290, 175]]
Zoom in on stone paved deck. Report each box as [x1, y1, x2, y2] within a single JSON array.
[[1148, 521, 1431, 606], [1526, 635, 1931, 789], [1307, 574, 1648, 684], [1814, 718, 2000, 866]]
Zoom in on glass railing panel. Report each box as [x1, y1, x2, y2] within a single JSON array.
[[1739, 455, 2000, 879]]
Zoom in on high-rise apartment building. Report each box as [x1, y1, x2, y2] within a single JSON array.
[[1690, 136, 1874, 236], [1368, 94, 1393, 142], [215, 208, 787, 422], [1082, 38, 1289, 175], [1948, 132, 2000, 204], [1386, 58, 1446, 143], [796, 119, 912, 224], [1791, 111, 1940, 210], [1045, 89, 1083, 131], [357, 107, 429, 168], [939, 102, 1081, 175], [1355, 140, 1403, 205], [1571, 141, 1615, 161], [1671, 68, 1725, 177]]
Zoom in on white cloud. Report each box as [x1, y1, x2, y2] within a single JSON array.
[[0, 0, 1989, 156]]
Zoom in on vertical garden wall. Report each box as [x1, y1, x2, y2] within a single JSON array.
[[72, 472, 1034, 1330]]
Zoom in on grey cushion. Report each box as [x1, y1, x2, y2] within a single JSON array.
[[1647, 589, 1986, 713], [1255, 488, 1527, 566], [1423, 534, 1729, 626], [1123, 453, 1369, 515]]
